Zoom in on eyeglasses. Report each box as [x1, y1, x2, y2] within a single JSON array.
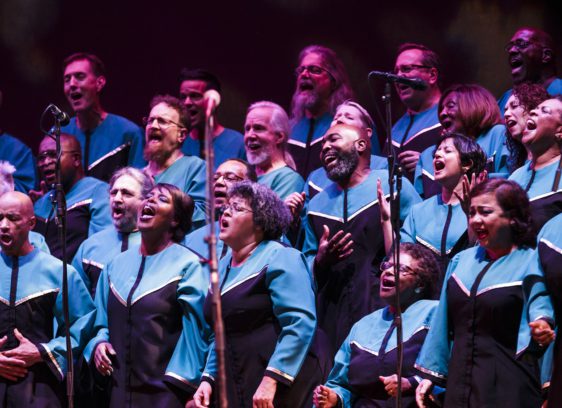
[[142, 116, 185, 129], [213, 172, 244, 183], [394, 64, 432, 75], [380, 261, 416, 276], [223, 202, 253, 214], [504, 39, 539, 52], [295, 64, 331, 77], [38, 150, 80, 162]]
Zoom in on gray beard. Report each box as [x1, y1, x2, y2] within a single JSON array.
[[113, 211, 138, 233], [247, 148, 271, 167], [325, 148, 359, 182], [295, 91, 320, 112]]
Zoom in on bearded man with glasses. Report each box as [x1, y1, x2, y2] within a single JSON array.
[[142, 95, 207, 230], [498, 27, 561, 116]]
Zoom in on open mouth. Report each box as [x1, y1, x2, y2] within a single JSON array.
[[147, 132, 163, 143], [299, 81, 314, 92], [0, 233, 13, 246], [112, 206, 124, 219], [505, 119, 518, 129], [526, 119, 537, 131], [434, 159, 445, 172], [475, 228, 488, 241], [140, 205, 155, 221], [510, 57, 523, 69], [246, 141, 262, 152], [214, 189, 227, 199], [322, 151, 338, 168], [441, 118, 454, 130], [70, 92, 83, 101], [380, 275, 396, 290]]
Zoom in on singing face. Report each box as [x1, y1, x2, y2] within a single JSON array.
[[37, 136, 81, 187], [137, 186, 176, 236], [143, 102, 186, 164], [179, 79, 208, 131], [394, 48, 434, 110], [244, 107, 283, 167], [439, 92, 462, 133], [433, 137, 464, 186], [506, 29, 546, 84], [0, 192, 35, 256], [504, 94, 528, 141], [219, 196, 256, 248], [469, 192, 513, 251], [213, 160, 249, 208], [109, 174, 144, 233], [379, 252, 421, 305], [294, 52, 334, 112], [321, 125, 361, 182], [521, 98, 562, 152], [63, 59, 104, 113]]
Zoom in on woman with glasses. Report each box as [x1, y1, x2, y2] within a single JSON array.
[[415, 179, 554, 408], [84, 184, 210, 407], [193, 182, 327, 408], [503, 83, 550, 173], [414, 84, 509, 198], [312, 243, 439, 408], [379, 133, 487, 277]]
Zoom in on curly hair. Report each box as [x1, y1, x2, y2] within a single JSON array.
[[152, 183, 194, 243], [436, 132, 487, 179], [399, 242, 440, 300], [470, 179, 535, 248], [228, 181, 291, 240], [505, 83, 550, 172]]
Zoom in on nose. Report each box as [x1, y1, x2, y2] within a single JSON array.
[[113, 191, 124, 202], [0, 217, 9, 229]]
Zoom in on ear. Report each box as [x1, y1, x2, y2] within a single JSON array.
[[28, 215, 36, 230], [427, 67, 438, 86], [555, 124, 562, 144], [355, 138, 368, 153], [542, 48, 553, 65], [95, 75, 106, 93], [366, 128, 373, 138], [177, 128, 187, 144], [461, 159, 473, 175], [275, 131, 287, 146]]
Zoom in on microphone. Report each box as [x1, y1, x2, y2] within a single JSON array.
[[368, 71, 428, 91], [204, 90, 221, 118], [47, 104, 71, 126]]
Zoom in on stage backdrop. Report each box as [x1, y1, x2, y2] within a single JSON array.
[[0, 0, 560, 151]]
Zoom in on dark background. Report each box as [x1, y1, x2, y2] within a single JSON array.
[[0, 0, 560, 152]]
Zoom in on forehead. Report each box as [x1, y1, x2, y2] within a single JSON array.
[[39, 136, 56, 151], [471, 192, 498, 206], [506, 94, 520, 106], [511, 29, 537, 42], [246, 107, 272, 123], [326, 127, 360, 141], [64, 59, 95, 75], [150, 103, 179, 120], [395, 49, 424, 66], [442, 91, 459, 103], [300, 52, 324, 66], [111, 174, 142, 193], [399, 252, 415, 267], [438, 137, 457, 149], [538, 98, 562, 113], [217, 160, 247, 177], [179, 80, 207, 93], [150, 186, 173, 199], [336, 105, 360, 116], [0, 195, 24, 212]]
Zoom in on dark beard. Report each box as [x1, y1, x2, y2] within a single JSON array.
[[325, 147, 359, 182], [143, 144, 173, 165]]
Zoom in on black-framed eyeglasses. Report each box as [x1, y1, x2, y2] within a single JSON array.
[[213, 172, 244, 183], [380, 261, 416, 276], [37, 150, 80, 162], [142, 116, 185, 129], [223, 202, 253, 214], [394, 64, 432, 75], [504, 39, 539, 52], [295, 64, 331, 77]]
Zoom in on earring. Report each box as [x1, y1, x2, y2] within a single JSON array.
[[414, 287, 423, 294]]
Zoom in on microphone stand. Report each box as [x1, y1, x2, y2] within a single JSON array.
[[379, 79, 404, 408], [43, 106, 74, 408], [204, 102, 228, 408]]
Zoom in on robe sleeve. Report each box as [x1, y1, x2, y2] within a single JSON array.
[[399, 177, 422, 220], [400, 207, 417, 244], [262, 248, 317, 385], [71, 241, 90, 291], [37, 265, 96, 381], [301, 212, 319, 271], [88, 183, 112, 236], [414, 256, 458, 387], [325, 329, 356, 407], [83, 264, 111, 362], [164, 257, 211, 394], [271, 171, 305, 201]]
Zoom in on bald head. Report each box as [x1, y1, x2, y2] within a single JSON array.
[[508, 27, 557, 84], [0, 191, 36, 256]]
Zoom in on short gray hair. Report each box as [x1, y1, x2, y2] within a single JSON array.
[[336, 100, 375, 130], [247, 101, 295, 169], [228, 181, 291, 240], [109, 167, 154, 198]]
